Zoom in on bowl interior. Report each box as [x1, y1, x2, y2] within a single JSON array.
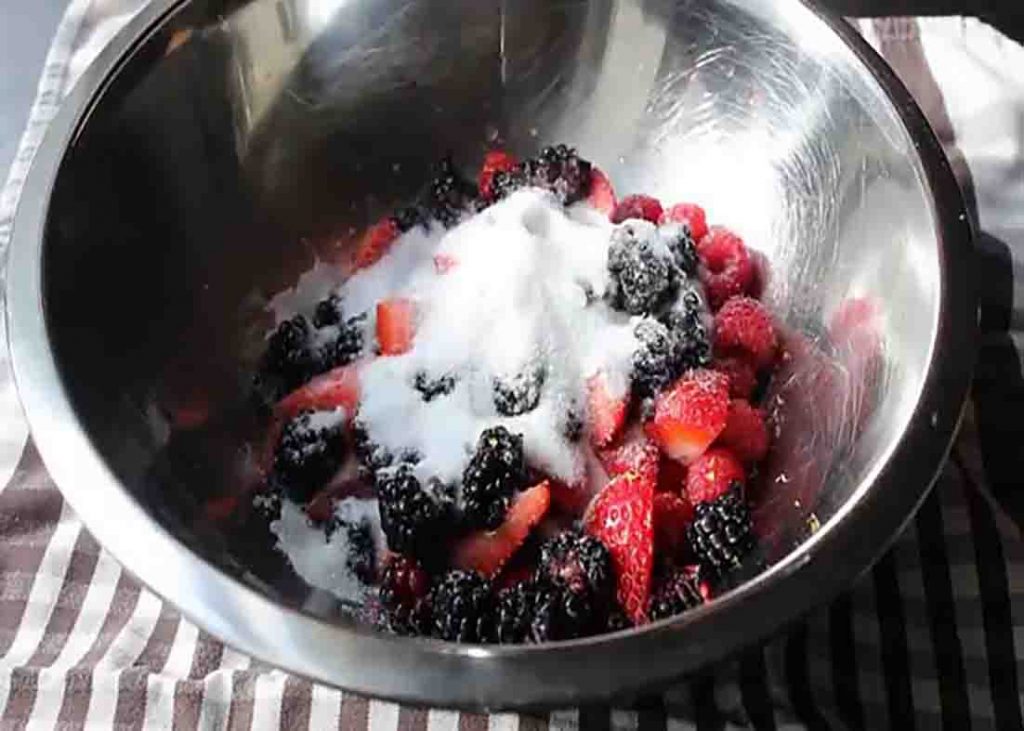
[[42, 0, 937, 646]]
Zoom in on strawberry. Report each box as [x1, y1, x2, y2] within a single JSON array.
[[433, 253, 458, 274], [657, 453, 688, 493], [353, 217, 400, 271], [451, 481, 551, 576], [653, 492, 694, 559], [714, 296, 777, 368], [712, 356, 757, 400], [549, 479, 591, 514], [376, 298, 416, 355], [661, 203, 708, 242], [584, 471, 654, 624], [478, 150, 519, 201], [645, 369, 730, 464], [599, 435, 659, 483], [275, 364, 360, 420], [586, 167, 617, 216], [717, 400, 769, 463], [697, 226, 754, 309], [611, 194, 664, 224], [685, 448, 745, 505], [586, 373, 628, 447]]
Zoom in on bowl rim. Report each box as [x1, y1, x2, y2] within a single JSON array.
[[4, 0, 977, 709]]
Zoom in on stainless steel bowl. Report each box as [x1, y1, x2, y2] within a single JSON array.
[[6, 0, 976, 709]]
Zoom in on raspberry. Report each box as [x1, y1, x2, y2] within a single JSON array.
[[714, 296, 778, 368], [648, 565, 708, 621], [717, 400, 769, 463], [712, 357, 757, 400], [272, 410, 345, 503], [462, 427, 527, 530], [611, 195, 664, 224], [697, 227, 754, 309], [661, 203, 708, 242], [606, 221, 678, 316], [687, 487, 754, 573], [685, 448, 745, 505], [431, 570, 495, 643], [379, 556, 433, 636]]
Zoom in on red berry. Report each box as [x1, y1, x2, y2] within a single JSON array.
[[275, 364, 360, 420], [599, 433, 660, 483], [657, 453, 688, 493], [584, 471, 654, 624], [661, 203, 708, 241], [611, 194, 664, 224], [452, 482, 551, 577], [685, 448, 745, 505], [717, 400, 770, 463], [653, 492, 694, 559], [376, 298, 416, 355], [714, 296, 777, 368], [697, 227, 754, 309], [712, 357, 758, 400], [586, 373, 628, 447], [354, 217, 400, 271], [644, 369, 730, 465], [478, 150, 519, 201], [586, 167, 617, 217]]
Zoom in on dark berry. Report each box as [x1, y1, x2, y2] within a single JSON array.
[[377, 465, 451, 564], [520, 145, 593, 205], [272, 410, 345, 503], [414, 371, 457, 402], [606, 607, 633, 632], [531, 583, 604, 641], [319, 313, 366, 369], [687, 487, 754, 573], [379, 556, 433, 636], [632, 319, 682, 398], [351, 420, 421, 479], [490, 167, 528, 201], [427, 156, 477, 227], [495, 581, 543, 644], [313, 294, 343, 327], [431, 570, 495, 643], [493, 365, 545, 416], [563, 408, 584, 442], [536, 531, 614, 606], [660, 223, 699, 275], [257, 315, 322, 399], [461, 427, 527, 530], [606, 222, 678, 316], [342, 518, 377, 584], [661, 289, 712, 371], [392, 205, 428, 233], [648, 566, 707, 621]]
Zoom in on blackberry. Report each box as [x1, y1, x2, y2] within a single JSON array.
[[272, 410, 345, 503], [661, 289, 712, 371], [495, 581, 543, 644], [632, 319, 683, 398], [351, 420, 421, 478], [379, 556, 433, 636], [648, 566, 707, 621], [496, 581, 603, 643], [687, 488, 754, 573], [536, 531, 614, 606], [493, 365, 545, 416], [313, 294, 343, 328], [392, 205, 428, 233], [427, 156, 477, 227], [431, 570, 495, 643], [606, 222, 678, 316], [660, 223, 699, 275], [341, 518, 377, 584], [319, 313, 366, 369], [461, 427, 527, 530], [490, 167, 527, 201], [257, 315, 323, 399], [377, 465, 451, 564], [562, 408, 584, 442], [606, 608, 633, 633], [414, 371, 457, 402], [520, 145, 593, 205]]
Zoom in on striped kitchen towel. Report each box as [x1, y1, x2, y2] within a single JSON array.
[[1, 6, 1023, 728]]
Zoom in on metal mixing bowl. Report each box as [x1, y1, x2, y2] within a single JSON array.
[[6, 0, 976, 709]]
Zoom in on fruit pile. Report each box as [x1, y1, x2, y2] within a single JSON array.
[[252, 145, 779, 643]]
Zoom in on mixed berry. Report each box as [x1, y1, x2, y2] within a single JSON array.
[[246, 145, 781, 644]]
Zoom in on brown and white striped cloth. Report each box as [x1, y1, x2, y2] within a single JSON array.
[[1, 4, 1024, 728]]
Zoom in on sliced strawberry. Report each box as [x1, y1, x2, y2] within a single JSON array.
[[714, 296, 777, 368], [584, 471, 654, 624], [275, 364, 360, 420], [611, 194, 664, 224], [586, 373, 628, 447], [661, 203, 708, 241], [478, 150, 519, 201], [353, 217, 400, 271], [549, 479, 591, 514], [586, 167, 617, 216], [717, 400, 769, 463], [599, 435, 659, 483], [712, 356, 757, 400], [653, 492, 694, 559], [433, 253, 458, 274], [685, 447, 745, 505], [376, 298, 416, 355], [644, 369, 730, 464], [452, 481, 551, 576]]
